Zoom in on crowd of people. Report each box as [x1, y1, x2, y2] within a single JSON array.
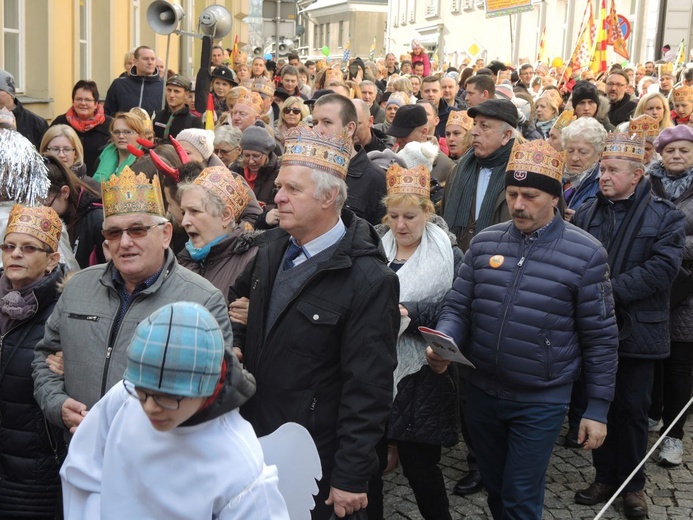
[[0, 36, 691, 520]]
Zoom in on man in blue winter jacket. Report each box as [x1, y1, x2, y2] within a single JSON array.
[[104, 46, 164, 117], [427, 139, 620, 520]]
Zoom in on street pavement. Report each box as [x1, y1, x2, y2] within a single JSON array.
[[383, 419, 693, 519]]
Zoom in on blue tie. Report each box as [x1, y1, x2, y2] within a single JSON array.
[[283, 241, 303, 270]]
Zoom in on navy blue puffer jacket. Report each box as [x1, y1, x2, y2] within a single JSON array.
[[436, 213, 619, 422]]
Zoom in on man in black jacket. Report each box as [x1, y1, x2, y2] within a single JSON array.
[[153, 75, 203, 141], [104, 46, 164, 117], [606, 71, 638, 126], [312, 94, 387, 225], [353, 99, 389, 154], [573, 133, 685, 519], [0, 69, 48, 149], [230, 125, 399, 519]]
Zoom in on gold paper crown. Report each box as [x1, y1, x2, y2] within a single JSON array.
[[386, 164, 430, 198], [244, 78, 275, 97], [102, 166, 165, 218], [5, 204, 62, 252], [193, 166, 250, 219], [324, 68, 343, 83], [387, 92, 409, 107], [446, 110, 473, 131], [507, 139, 564, 183], [551, 109, 575, 133], [228, 86, 250, 102], [540, 89, 563, 109], [659, 62, 674, 77], [235, 90, 264, 115], [629, 114, 660, 138], [603, 132, 645, 162], [673, 86, 693, 103], [283, 126, 352, 180], [129, 107, 153, 132]]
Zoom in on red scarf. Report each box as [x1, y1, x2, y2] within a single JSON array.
[[672, 109, 691, 126], [243, 167, 258, 190], [65, 104, 107, 133]]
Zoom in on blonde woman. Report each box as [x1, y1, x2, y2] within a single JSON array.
[[618, 92, 673, 132], [274, 96, 308, 146], [40, 124, 87, 178], [92, 112, 148, 182]]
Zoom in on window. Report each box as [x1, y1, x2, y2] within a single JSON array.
[[462, 0, 474, 10], [326, 22, 331, 48], [79, 0, 91, 80], [132, 0, 140, 49], [392, 0, 399, 27], [313, 24, 319, 50], [2, 0, 24, 91], [408, 0, 416, 23], [451, 0, 461, 13], [425, 0, 439, 17], [338, 21, 344, 48]]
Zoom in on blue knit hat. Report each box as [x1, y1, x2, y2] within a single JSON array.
[[124, 302, 224, 397]]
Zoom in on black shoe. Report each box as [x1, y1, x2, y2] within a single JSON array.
[[574, 482, 616, 505], [622, 491, 648, 519], [564, 428, 583, 449], [452, 470, 483, 496]]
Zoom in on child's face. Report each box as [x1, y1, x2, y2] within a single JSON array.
[[674, 100, 693, 119], [139, 390, 205, 432], [212, 78, 232, 99]]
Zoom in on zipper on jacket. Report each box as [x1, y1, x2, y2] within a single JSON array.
[[494, 239, 537, 370], [138, 78, 145, 109]]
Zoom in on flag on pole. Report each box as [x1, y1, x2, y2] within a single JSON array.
[[606, 0, 629, 59], [205, 93, 215, 130], [369, 37, 376, 61], [675, 38, 686, 66], [537, 26, 548, 64], [343, 39, 351, 64], [590, 0, 608, 74], [568, 3, 595, 73]]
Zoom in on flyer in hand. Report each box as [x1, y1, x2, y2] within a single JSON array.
[[418, 326, 476, 368]]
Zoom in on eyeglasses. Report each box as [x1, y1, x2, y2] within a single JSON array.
[[46, 146, 76, 155], [283, 107, 302, 115], [242, 152, 265, 162], [606, 82, 627, 88], [0, 243, 53, 255], [101, 222, 166, 241], [111, 130, 136, 137], [123, 380, 187, 410], [214, 147, 237, 156], [74, 97, 95, 104]]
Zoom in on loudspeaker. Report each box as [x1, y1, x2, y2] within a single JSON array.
[[278, 39, 295, 54], [146, 0, 185, 35], [198, 5, 233, 39], [252, 47, 263, 57]]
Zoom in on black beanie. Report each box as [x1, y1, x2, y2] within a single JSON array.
[[571, 81, 600, 107]]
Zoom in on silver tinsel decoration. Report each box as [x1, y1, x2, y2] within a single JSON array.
[[0, 128, 49, 206]]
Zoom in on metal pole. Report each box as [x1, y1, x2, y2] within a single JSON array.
[[513, 11, 522, 65], [276, 0, 282, 61], [162, 34, 171, 111], [180, 0, 193, 79]]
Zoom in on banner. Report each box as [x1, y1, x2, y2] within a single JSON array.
[[590, 0, 608, 74], [607, 0, 629, 59], [485, 0, 533, 18], [537, 26, 547, 64], [569, 4, 596, 72]]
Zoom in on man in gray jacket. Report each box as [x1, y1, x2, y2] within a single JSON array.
[[32, 167, 254, 437]]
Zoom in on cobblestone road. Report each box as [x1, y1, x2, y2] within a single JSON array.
[[384, 420, 693, 519]]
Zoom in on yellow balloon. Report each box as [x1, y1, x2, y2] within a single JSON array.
[[551, 57, 564, 68]]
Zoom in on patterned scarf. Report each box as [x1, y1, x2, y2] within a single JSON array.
[[648, 161, 693, 201], [65, 104, 107, 133]]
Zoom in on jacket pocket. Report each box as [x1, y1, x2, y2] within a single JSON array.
[[635, 310, 669, 323], [539, 330, 554, 380], [67, 313, 99, 322], [296, 301, 341, 326]]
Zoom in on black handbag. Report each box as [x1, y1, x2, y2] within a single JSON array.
[[671, 266, 693, 309]]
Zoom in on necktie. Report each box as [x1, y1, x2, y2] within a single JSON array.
[[283, 241, 303, 270]]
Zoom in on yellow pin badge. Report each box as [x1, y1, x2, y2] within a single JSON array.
[[489, 255, 504, 268]]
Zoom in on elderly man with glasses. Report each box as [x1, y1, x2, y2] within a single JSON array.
[[33, 167, 254, 441]]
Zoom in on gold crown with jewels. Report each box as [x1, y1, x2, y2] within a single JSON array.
[[507, 139, 564, 183], [102, 166, 165, 218], [282, 126, 352, 180], [386, 164, 430, 198]]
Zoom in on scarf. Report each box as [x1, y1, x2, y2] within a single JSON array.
[[65, 104, 107, 133], [443, 138, 514, 233], [382, 222, 454, 398], [184, 234, 227, 262], [536, 117, 556, 138], [92, 143, 138, 182], [0, 274, 42, 335], [243, 166, 258, 191], [649, 161, 693, 201]]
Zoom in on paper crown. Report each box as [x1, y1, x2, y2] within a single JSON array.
[[673, 85, 693, 103], [550, 109, 575, 133], [507, 139, 564, 183], [386, 164, 430, 199], [539, 89, 563, 108], [629, 114, 660, 138], [228, 86, 250, 101], [193, 166, 250, 219], [5, 204, 62, 252], [283, 126, 352, 180], [129, 107, 153, 132], [603, 132, 645, 162], [386, 92, 409, 107], [324, 68, 343, 84], [446, 110, 473, 131], [235, 90, 264, 115], [102, 166, 166, 218], [659, 62, 674, 77], [244, 78, 275, 97]]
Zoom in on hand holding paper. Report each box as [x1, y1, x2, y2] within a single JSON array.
[[419, 326, 475, 368]]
